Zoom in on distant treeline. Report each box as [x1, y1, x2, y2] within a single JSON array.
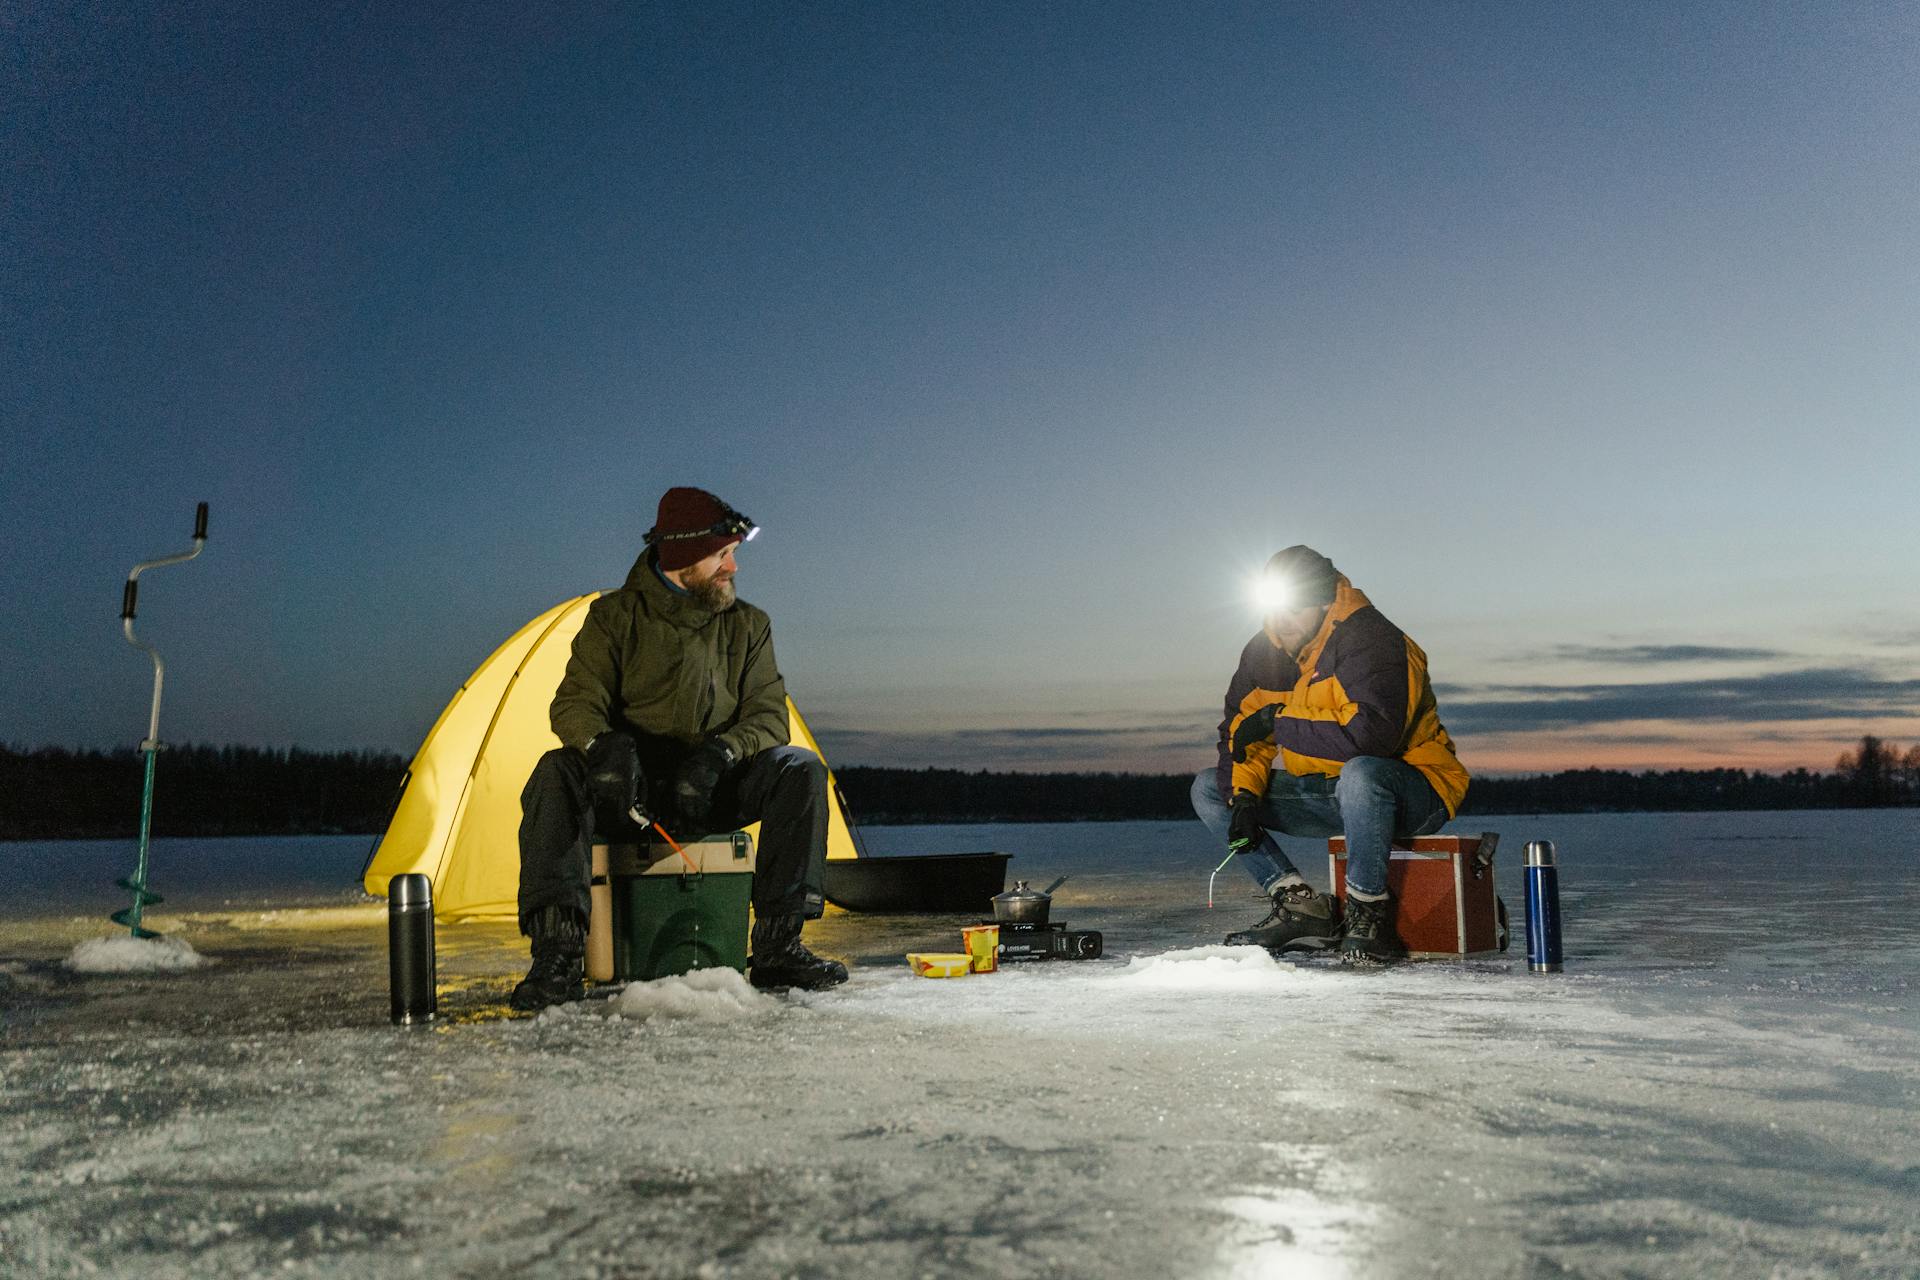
[[3, 736, 1914, 839], [837, 739, 1917, 823], [0, 744, 409, 840]]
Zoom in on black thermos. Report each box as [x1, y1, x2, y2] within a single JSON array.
[[388, 873, 437, 1025]]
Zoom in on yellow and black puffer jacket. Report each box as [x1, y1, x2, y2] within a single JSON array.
[[1216, 578, 1469, 817]]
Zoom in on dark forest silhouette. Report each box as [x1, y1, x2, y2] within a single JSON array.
[[2, 735, 1913, 840]]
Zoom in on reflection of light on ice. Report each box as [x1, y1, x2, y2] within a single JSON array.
[[1215, 1144, 1376, 1280], [1109, 945, 1320, 993]]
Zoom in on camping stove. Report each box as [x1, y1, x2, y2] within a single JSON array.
[[990, 920, 1103, 963]]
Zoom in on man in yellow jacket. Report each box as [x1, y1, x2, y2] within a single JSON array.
[[1191, 545, 1469, 963]]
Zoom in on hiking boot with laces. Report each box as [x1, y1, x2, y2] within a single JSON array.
[[510, 905, 587, 1011], [749, 914, 849, 991], [1340, 892, 1407, 966], [1224, 882, 1340, 951]]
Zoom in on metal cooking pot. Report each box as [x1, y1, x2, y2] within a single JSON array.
[[991, 876, 1067, 925]]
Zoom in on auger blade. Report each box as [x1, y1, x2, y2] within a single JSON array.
[[114, 878, 163, 906], [108, 907, 162, 939]]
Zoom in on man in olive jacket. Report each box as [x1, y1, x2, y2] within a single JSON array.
[[511, 487, 847, 1010]]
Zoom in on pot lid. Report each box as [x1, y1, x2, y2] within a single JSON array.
[[991, 875, 1068, 906], [993, 879, 1045, 907]]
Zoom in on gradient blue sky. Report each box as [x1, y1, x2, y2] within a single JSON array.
[[6, 3, 1918, 776]]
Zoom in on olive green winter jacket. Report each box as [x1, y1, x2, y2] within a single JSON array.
[[548, 548, 790, 761]]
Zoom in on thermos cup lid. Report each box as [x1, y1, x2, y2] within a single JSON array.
[[389, 873, 434, 909], [1525, 840, 1557, 868]]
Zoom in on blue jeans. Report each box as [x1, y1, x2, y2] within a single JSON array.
[[1189, 758, 1449, 897]]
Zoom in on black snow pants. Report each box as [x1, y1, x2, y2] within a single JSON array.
[[516, 741, 830, 931]]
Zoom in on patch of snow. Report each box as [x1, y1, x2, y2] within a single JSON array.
[[1109, 944, 1315, 992], [65, 934, 210, 973], [611, 966, 767, 1023]]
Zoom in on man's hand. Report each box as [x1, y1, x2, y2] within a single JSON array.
[[1230, 703, 1279, 761], [1228, 790, 1264, 854], [584, 733, 648, 829], [673, 738, 736, 835]]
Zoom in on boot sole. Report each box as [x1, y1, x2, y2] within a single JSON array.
[[508, 986, 585, 1012], [749, 968, 849, 993], [1225, 930, 1338, 949]]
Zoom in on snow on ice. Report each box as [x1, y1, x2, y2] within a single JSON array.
[[3, 813, 1919, 1278], [610, 966, 768, 1023], [65, 932, 210, 973]]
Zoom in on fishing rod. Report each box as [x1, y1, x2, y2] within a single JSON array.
[[115, 502, 209, 937]]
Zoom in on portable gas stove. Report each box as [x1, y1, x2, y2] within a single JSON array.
[[991, 919, 1104, 963]]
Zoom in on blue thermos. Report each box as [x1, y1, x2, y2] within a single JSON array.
[[1523, 840, 1563, 972]]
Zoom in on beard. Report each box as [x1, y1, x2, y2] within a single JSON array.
[[685, 569, 737, 612]]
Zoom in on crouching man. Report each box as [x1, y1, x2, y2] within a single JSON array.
[[1191, 546, 1469, 964], [511, 486, 848, 1010]]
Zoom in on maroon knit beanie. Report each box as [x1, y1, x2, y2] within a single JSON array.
[[649, 487, 747, 571]]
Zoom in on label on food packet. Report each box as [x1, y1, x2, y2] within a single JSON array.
[[961, 925, 999, 973]]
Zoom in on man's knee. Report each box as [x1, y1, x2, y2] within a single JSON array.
[[535, 745, 585, 775], [1335, 755, 1397, 797], [524, 746, 587, 801], [767, 746, 828, 795]]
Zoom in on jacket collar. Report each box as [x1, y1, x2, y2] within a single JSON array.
[[626, 547, 723, 628], [1294, 577, 1370, 672]]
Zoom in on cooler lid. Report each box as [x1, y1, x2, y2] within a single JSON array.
[[601, 832, 756, 876]]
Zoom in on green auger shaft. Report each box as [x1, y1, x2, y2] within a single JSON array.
[[111, 746, 163, 939]]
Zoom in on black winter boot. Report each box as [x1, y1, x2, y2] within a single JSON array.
[[510, 905, 587, 1011], [1224, 882, 1340, 951], [749, 914, 848, 991], [1340, 893, 1407, 966]]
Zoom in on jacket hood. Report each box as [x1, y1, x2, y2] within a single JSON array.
[[625, 546, 729, 627]]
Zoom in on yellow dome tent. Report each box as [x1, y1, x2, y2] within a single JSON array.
[[362, 594, 860, 921]]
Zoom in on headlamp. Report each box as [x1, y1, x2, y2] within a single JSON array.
[[645, 505, 759, 546], [1251, 573, 1297, 615]]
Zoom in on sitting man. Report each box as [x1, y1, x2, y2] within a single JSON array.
[[1190, 545, 1469, 964], [511, 486, 848, 1010]]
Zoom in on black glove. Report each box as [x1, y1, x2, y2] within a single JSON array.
[[672, 738, 736, 836], [583, 732, 648, 830], [1230, 703, 1279, 762], [1227, 790, 1264, 854]]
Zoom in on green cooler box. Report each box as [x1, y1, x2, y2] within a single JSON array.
[[603, 833, 755, 980]]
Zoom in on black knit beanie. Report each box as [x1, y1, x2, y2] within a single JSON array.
[[1264, 545, 1340, 607]]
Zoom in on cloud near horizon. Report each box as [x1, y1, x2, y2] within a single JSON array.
[[1434, 667, 1920, 735], [1522, 643, 1788, 665]]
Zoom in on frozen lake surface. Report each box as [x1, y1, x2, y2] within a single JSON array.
[[3, 810, 1918, 1278]]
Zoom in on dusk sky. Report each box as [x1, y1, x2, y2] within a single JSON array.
[[6, 3, 1917, 778]]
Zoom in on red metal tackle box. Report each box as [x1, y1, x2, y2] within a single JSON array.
[[1327, 832, 1502, 959]]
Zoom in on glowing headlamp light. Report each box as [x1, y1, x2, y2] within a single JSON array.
[[1251, 573, 1298, 615]]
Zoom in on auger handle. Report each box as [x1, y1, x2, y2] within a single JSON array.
[[194, 502, 209, 541]]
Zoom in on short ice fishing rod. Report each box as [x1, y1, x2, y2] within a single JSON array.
[[115, 502, 209, 938]]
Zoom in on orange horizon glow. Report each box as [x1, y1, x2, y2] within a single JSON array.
[[891, 725, 1919, 778]]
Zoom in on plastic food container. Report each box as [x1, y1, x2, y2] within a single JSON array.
[[906, 952, 972, 978]]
